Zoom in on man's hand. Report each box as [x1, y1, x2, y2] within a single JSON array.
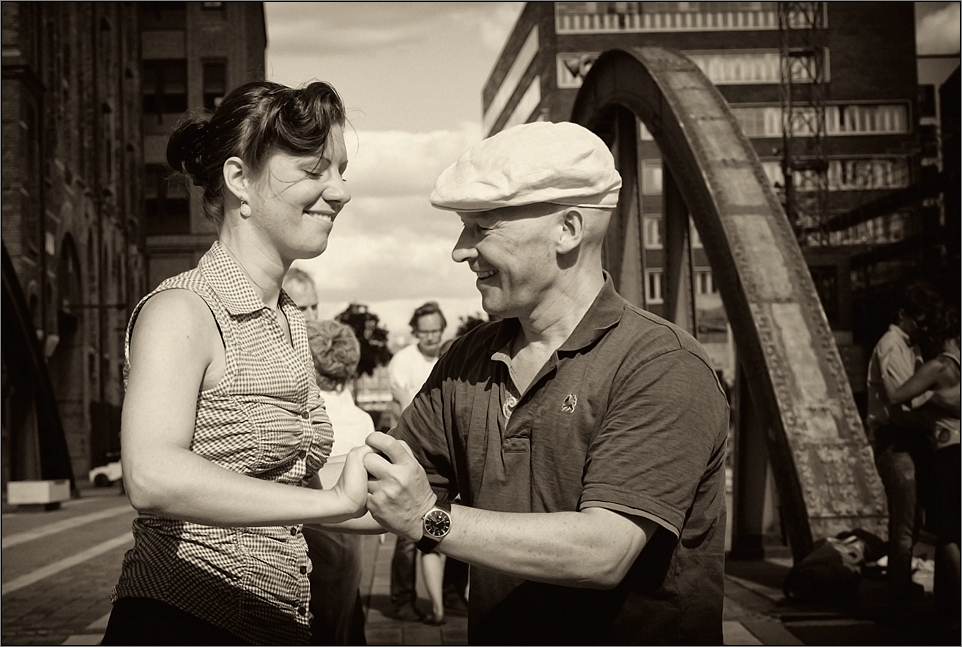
[[363, 432, 437, 541]]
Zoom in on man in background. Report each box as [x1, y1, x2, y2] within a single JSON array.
[[385, 302, 448, 621], [283, 267, 319, 321]]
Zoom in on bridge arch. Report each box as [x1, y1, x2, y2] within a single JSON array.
[[571, 47, 885, 560]]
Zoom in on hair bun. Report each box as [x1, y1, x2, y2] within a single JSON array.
[[166, 115, 211, 186]]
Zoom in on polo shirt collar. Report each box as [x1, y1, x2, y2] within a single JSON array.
[[488, 272, 624, 354], [199, 240, 273, 316]]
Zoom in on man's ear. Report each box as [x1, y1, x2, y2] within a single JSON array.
[[223, 156, 251, 204], [557, 208, 585, 254]]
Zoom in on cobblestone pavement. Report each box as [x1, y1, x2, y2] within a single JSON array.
[[2, 484, 956, 645]]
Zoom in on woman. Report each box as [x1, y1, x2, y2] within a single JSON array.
[[889, 306, 960, 619], [102, 80, 372, 646], [304, 319, 375, 645]]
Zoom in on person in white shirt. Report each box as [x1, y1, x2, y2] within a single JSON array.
[[865, 280, 957, 623], [386, 302, 448, 624]]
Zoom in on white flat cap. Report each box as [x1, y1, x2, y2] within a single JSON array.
[[430, 121, 622, 212]]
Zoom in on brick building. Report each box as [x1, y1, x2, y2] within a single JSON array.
[[1, 2, 266, 493], [2, 2, 145, 488], [482, 2, 936, 397]]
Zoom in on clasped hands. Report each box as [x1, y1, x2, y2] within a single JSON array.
[[333, 431, 437, 540]]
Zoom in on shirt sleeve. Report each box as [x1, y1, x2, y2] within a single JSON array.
[[877, 335, 931, 411], [388, 355, 456, 499], [579, 349, 730, 538]]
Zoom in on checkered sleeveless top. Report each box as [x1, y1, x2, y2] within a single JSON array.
[[110, 241, 334, 644]]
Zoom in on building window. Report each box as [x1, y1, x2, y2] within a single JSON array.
[[919, 84, 937, 119], [145, 165, 190, 235], [730, 103, 909, 138], [143, 59, 187, 121], [644, 217, 663, 249], [646, 269, 664, 304], [823, 158, 910, 191], [141, 2, 187, 30], [203, 62, 227, 111], [696, 269, 716, 294], [642, 159, 663, 195]]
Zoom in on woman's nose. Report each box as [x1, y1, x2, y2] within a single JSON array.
[[324, 175, 351, 206]]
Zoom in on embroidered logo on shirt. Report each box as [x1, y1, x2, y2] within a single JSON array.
[[562, 393, 577, 413], [503, 394, 518, 419]]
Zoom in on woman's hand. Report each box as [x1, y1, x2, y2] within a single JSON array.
[[332, 445, 375, 519]]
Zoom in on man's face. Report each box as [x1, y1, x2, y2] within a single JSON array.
[[414, 313, 445, 357], [286, 281, 319, 320], [451, 205, 559, 320]]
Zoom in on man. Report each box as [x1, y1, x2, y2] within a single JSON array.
[[362, 122, 730, 644], [384, 302, 448, 621], [282, 267, 319, 320], [865, 281, 954, 621]]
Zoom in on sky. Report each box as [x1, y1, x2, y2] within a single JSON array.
[[264, 1, 960, 346]]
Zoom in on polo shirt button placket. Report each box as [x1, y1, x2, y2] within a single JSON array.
[[290, 526, 298, 537]]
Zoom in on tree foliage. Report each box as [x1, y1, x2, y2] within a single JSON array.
[[456, 313, 488, 337], [335, 303, 393, 377]]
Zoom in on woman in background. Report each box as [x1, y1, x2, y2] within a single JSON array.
[[305, 319, 376, 645]]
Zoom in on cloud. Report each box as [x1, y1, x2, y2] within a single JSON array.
[[267, 2, 523, 58], [343, 124, 482, 198], [917, 3, 961, 54]]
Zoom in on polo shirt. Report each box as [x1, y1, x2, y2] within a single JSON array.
[[391, 273, 730, 645]]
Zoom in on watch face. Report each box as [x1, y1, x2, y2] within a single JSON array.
[[424, 509, 451, 538]]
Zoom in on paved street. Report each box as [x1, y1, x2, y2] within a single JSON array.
[[1, 484, 956, 645]]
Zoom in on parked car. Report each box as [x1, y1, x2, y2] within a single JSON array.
[[88, 460, 122, 487]]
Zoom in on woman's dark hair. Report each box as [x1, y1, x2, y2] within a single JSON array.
[[306, 319, 361, 391], [409, 301, 447, 332], [166, 80, 346, 229], [917, 306, 960, 361]]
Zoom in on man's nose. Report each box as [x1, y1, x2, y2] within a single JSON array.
[[452, 229, 476, 263]]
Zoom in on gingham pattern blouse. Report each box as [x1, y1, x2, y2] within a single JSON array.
[[111, 241, 334, 645]]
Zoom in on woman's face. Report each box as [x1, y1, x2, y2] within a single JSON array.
[[247, 124, 351, 262]]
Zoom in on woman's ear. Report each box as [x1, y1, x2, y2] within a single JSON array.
[[223, 156, 250, 204]]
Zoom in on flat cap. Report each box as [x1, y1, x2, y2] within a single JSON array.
[[430, 121, 622, 212]]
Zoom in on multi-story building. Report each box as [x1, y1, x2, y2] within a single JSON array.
[[482, 2, 926, 396], [139, 1, 267, 290], [2, 3, 145, 488], [1, 2, 266, 494]]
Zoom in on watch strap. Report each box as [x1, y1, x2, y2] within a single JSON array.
[[416, 498, 452, 554]]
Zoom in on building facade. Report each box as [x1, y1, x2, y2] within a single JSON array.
[[2, 2, 145, 488], [483, 1, 926, 397], [1, 1, 266, 492], [140, 1, 267, 290]]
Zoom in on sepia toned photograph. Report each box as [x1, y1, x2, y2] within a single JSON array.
[[2, 2, 959, 645]]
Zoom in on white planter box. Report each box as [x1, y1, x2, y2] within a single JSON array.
[[7, 479, 71, 505]]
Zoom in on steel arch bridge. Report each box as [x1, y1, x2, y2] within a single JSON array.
[[570, 47, 886, 561]]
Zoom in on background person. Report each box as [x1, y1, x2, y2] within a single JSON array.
[[865, 280, 956, 622], [305, 319, 376, 645], [102, 80, 372, 646], [284, 267, 320, 321], [362, 121, 730, 644], [385, 301, 448, 623], [887, 306, 960, 622]]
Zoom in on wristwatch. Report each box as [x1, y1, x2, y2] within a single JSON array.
[[416, 498, 452, 554]]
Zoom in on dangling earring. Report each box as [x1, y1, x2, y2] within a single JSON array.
[[239, 199, 252, 218]]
